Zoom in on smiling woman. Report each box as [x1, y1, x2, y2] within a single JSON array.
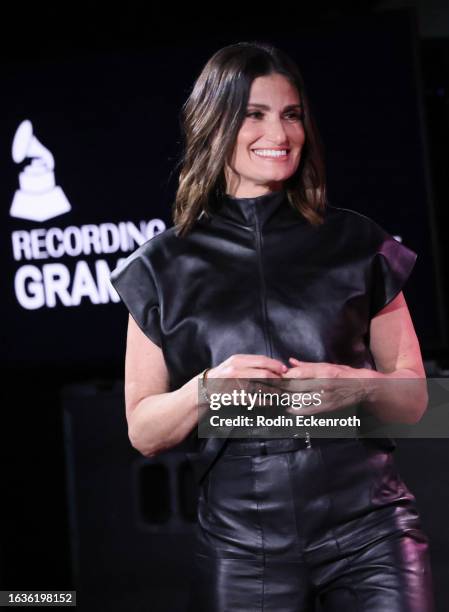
[[172, 41, 327, 237], [225, 73, 306, 196], [110, 41, 435, 612]]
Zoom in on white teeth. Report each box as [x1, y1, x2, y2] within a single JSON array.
[[253, 149, 288, 158]]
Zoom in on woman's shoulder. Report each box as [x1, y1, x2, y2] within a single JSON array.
[[323, 204, 417, 278], [326, 203, 385, 228], [110, 226, 179, 284], [124, 225, 182, 263], [324, 204, 393, 246]]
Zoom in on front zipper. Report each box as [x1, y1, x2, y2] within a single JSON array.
[[254, 213, 272, 358], [253, 213, 312, 448]]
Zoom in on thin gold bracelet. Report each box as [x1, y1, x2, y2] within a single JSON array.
[[199, 367, 211, 404]]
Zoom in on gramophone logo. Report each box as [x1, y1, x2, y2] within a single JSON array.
[[10, 119, 71, 222], [9, 119, 166, 309]]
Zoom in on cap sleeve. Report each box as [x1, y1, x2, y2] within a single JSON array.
[[110, 251, 162, 348], [370, 233, 417, 319]]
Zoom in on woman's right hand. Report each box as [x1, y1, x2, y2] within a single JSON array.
[[207, 354, 287, 380], [201, 354, 288, 413], [202, 354, 287, 400]]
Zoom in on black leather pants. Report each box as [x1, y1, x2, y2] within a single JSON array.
[[191, 437, 435, 612]]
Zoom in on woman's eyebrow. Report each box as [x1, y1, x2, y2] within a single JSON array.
[[247, 103, 303, 110]]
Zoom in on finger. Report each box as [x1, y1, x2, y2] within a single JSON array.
[[229, 371, 283, 395], [282, 367, 313, 379], [238, 355, 288, 375], [232, 374, 285, 407], [235, 367, 283, 378], [288, 358, 331, 367], [287, 359, 333, 380], [287, 358, 315, 373]]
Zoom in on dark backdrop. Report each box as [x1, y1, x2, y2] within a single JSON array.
[[1, 7, 448, 612]]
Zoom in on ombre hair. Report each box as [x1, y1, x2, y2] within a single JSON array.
[[172, 41, 327, 236]]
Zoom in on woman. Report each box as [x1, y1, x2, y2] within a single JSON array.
[[110, 42, 434, 611]]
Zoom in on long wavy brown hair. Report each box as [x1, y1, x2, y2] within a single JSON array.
[[172, 41, 327, 237]]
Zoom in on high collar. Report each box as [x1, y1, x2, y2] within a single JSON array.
[[211, 188, 296, 228]]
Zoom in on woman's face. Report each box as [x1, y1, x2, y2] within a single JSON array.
[[225, 73, 305, 197]]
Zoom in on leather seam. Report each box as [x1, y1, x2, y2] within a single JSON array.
[[317, 447, 352, 571], [286, 452, 304, 558], [251, 457, 266, 611]]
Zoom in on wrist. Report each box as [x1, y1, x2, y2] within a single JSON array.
[[199, 367, 212, 405], [358, 368, 383, 404]]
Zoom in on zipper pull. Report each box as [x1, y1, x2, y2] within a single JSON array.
[[305, 431, 312, 449]]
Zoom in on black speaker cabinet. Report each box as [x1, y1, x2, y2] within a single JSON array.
[[62, 381, 198, 612]]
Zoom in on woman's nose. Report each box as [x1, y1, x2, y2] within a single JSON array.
[[264, 118, 288, 144]]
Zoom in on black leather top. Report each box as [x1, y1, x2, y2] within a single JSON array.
[[110, 189, 417, 484]]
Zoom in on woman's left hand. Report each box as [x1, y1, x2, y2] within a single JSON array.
[[280, 357, 376, 416]]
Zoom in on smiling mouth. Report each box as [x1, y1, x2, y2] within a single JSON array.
[[251, 149, 290, 159]]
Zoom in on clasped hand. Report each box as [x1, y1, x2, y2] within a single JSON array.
[[279, 357, 374, 417], [204, 354, 375, 416]]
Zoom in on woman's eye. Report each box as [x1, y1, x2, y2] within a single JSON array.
[[245, 111, 304, 121]]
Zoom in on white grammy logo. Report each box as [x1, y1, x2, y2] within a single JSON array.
[[10, 119, 71, 222]]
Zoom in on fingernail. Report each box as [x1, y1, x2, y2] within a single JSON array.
[[282, 365, 288, 372]]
